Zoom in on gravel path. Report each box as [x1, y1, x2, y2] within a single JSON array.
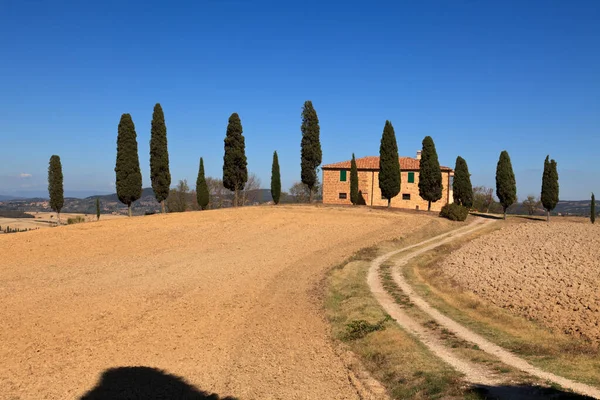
[[368, 218, 600, 399]]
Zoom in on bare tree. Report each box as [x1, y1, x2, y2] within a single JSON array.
[[289, 182, 309, 203], [473, 186, 494, 213], [241, 173, 262, 206], [205, 177, 232, 209], [523, 195, 541, 216], [166, 179, 189, 213]]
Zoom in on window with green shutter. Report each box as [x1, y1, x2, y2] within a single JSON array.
[[408, 172, 415, 183], [340, 170, 347, 181]]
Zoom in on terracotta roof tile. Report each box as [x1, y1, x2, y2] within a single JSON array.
[[322, 156, 452, 171]]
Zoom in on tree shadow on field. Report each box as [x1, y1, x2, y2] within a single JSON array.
[[513, 215, 546, 221], [80, 366, 238, 400], [469, 383, 596, 399], [357, 190, 367, 205], [468, 212, 504, 220]]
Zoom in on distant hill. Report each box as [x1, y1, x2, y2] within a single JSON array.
[[553, 200, 599, 216], [0, 187, 278, 215], [85, 187, 156, 203], [506, 200, 598, 217], [0, 195, 19, 201]]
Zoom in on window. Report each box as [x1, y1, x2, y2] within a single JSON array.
[[449, 175, 454, 187], [339, 193, 347, 199], [340, 170, 347, 181], [408, 172, 415, 183], [402, 193, 411, 200]]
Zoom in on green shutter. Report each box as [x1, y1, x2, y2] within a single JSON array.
[[340, 170, 347, 181], [408, 172, 415, 183]]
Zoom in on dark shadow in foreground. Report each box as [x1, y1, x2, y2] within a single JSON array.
[[470, 384, 596, 400], [80, 366, 238, 400]]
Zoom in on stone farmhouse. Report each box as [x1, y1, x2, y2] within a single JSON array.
[[322, 151, 454, 211]]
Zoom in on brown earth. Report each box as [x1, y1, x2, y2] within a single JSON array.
[[441, 221, 600, 345], [0, 212, 125, 232], [0, 205, 430, 399]]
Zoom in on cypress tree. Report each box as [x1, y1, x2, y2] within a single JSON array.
[[495, 150, 517, 220], [150, 103, 171, 213], [196, 157, 210, 210], [591, 193, 596, 224], [115, 113, 142, 217], [271, 151, 281, 205], [541, 155, 559, 222], [223, 113, 247, 206], [418, 136, 443, 211], [48, 155, 64, 224], [453, 156, 473, 208], [350, 153, 359, 205], [300, 100, 322, 203], [96, 197, 101, 221], [378, 120, 400, 207]]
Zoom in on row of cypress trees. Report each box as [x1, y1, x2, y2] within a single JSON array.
[[46, 100, 319, 218], [46, 100, 574, 223], [493, 151, 560, 221], [114, 105, 239, 214], [113, 100, 321, 214], [370, 121, 444, 211], [348, 121, 562, 221]]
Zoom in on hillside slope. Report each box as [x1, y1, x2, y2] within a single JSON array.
[[0, 205, 435, 399]]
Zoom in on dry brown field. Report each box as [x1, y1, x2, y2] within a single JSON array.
[[441, 220, 600, 346], [0, 212, 125, 232], [0, 205, 434, 399]]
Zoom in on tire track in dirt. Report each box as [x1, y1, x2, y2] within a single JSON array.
[[368, 218, 600, 399]]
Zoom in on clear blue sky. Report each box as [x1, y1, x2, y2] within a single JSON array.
[[1, 0, 599, 200]]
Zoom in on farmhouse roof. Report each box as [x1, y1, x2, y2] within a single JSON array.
[[322, 156, 452, 172]]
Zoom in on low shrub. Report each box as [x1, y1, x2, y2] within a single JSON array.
[[439, 203, 469, 221], [67, 215, 86, 225], [343, 315, 392, 340]]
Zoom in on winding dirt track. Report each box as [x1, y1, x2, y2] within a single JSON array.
[[368, 218, 600, 399], [0, 206, 430, 400]]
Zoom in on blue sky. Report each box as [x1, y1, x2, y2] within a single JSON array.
[[1, 0, 599, 200]]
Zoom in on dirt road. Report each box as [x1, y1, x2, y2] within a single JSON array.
[[368, 218, 600, 399], [1, 206, 429, 399]]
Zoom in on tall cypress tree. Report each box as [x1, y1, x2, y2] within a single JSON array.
[[453, 156, 473, 208], [223, 113, 247, 206], [495, 150, 517, 220], [150, 103, 171, 213], [48, 155, 64, 224], [115, 113, 142, 217], [541, 155, 559, 222], [591, 193, 596, 224], [196, 157, 209, 210], [96, 197, 101, 221], [350, 153, 359, 205], [418, 136, 443, 211], [271, 151, 281, 205], [379, 120, 400, 207], [300, 100, 322, 203]]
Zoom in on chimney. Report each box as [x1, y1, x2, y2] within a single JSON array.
[[416, 150, 422, 160]]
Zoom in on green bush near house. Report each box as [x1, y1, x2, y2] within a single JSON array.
[[439, 203, 469, 221]]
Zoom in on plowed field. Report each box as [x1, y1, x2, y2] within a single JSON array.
[[441, 221, 600, 345]]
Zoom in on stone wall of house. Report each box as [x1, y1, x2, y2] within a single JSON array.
[[322, 169, 453, 211]]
